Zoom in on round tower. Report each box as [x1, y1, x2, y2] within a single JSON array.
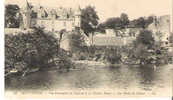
[[21, 0, 31, 29]]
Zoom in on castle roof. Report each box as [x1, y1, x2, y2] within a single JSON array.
[[32, 6, 77, 19]]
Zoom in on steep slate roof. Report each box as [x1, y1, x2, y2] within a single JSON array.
[[32, 6, 75, 19]]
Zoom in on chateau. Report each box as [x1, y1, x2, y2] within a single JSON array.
[[5, 0, 172, 48], [20, 0, 81, 32]]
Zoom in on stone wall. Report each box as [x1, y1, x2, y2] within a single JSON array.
[[94, 28, 142, 46], [105, 28, 141, 37]]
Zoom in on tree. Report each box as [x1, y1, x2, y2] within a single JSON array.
[[81, 5, 99, 36], [5, 27, 73, 76], [68, 31, 86, 53], [120, 13, 129, 28], [104, 17, 121, 29], [96, 23, 106, 33], [133, 30, 155, 64], [100, 13, 129, 30], [5, 4, 20, 28], [135, 17, 146, 28], [145, 16, 154, 27], [131, 16, 154, 29], [136, 30, 155, 47]]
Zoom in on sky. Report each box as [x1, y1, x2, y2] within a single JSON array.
[[5, 0, 172, 22]]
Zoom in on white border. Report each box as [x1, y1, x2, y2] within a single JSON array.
[[0, 0, 4, 100], [0, 0, 172, 100]]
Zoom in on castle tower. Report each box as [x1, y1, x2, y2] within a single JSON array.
[[74, 5, 81, 28], [21, 0, 31, 29]]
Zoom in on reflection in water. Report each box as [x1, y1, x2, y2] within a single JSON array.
[[5, 64, 172, 92], [138, 66, 156, 91], [139, 66, 155, 83]]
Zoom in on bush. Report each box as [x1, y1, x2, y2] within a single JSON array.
[[131, 29, 170, 65], [67, 31, 88, 60], [68, 31, 86, 53], [131, 30, 155, 64], [5, 27, 73, 76], [135, 30, 154, 48], [104, 47, 122, 64]]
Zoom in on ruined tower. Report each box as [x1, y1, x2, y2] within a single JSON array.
[[21, 0, 31, 29]]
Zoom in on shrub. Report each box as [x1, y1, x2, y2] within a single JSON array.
[[68, 31, 86, 53], [5, 27, 73, 76], [135, 30, 154, 48], [104, 47, 122, 64], [132, 29, 169, 65], [131, 30, 154, 64], [67, 31, 88, 60]]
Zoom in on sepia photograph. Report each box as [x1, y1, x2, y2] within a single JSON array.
[[4, 0, 173, 99]]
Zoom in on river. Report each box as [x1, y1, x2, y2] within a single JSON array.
[[5, 63, 173, 96]]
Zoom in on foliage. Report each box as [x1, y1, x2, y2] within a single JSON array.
[[5, 4, 20, 28], [99, 13, 129, 29], [96, 23, 106, 33], [131, 16, 154, 28], [120, 13, 129, 28], [135, 30, 154, 48], [132, 44, 152, 64], [5, 27, 73, 75], [104, 47, 122, 64], [72, 45, 122, 64], [68, 31, 86, 54], [100, 15, 153, 31], [103, 17, 122, 29], [81, 5, 99, 36], [131, 29, 167, 65], [134, 17, 146, 28]]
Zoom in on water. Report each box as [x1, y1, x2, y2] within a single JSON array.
[[5, 64, 173, 93]]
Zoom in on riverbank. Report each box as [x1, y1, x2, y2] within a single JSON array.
[[72, 60, 158, 69], [6, 60, 173, 78]]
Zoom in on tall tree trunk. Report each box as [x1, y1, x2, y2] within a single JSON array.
[[92, 32, 94, 45]]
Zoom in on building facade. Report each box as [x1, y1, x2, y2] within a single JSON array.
[[20, 0, 81, 32]]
